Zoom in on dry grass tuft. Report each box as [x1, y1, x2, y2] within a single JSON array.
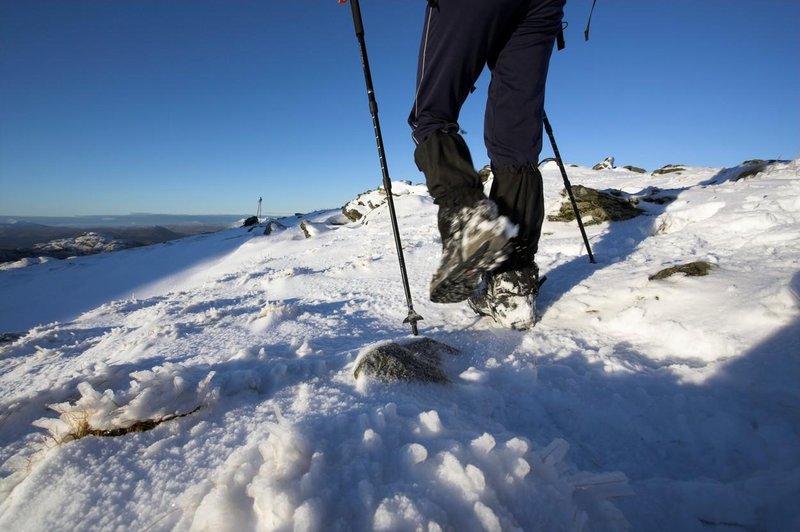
[[54, 406, 202, 443]]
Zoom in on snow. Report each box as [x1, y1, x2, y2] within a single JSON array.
[[1, 160, 799, 531]]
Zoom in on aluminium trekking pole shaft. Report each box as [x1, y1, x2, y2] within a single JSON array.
[[543, 111, 596, 264], [346, 0, 423, 335]]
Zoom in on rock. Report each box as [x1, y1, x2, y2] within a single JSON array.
[[728, 160, 786, 182], [299, 220, 332, 239], [547, 185, 644, 225], [623, 165, 647, 174], [326, 213, 351, 226], [341, 188, 385, 222], [300, 220, 313, 239], [638, 186, 677, 205], [0, 332, 24, 345], [353, 337, 459, 383], [263, 221, 286, 236], [592, 157, 616, 171], [342, 208, 363, 222], [649, 261, 713, 281], [341, 182, 417, 223], [652, 164, 686, 175], [705, 160, 790, 185], [242, 216, 259, 227], [478, 165, 493, 184]]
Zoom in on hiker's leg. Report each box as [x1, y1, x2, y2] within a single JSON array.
[[484, 0, 564, 265], [410, 0, 522, 207]]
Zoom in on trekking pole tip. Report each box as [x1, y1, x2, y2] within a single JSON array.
[[403, 309, 424, 336]]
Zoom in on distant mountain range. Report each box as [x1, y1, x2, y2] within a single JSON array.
[[0, 214, 256, 263], [1, 213, 250, 229]]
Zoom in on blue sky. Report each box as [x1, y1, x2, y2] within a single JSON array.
[[1, 0, 798, 217]]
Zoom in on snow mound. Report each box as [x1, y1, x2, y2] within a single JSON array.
[[341, 181, 428, 223], [0, 256, 52, 271], [183, 405, 631, 532], [33, 364, 216, 443]]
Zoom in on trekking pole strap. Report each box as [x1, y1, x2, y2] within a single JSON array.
[[556, 0, 598, 50], [584, 0, 598, 41]]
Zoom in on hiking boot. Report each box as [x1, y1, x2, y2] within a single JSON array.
[[468, 264, 540, 330], [430, 199, 517, 304]]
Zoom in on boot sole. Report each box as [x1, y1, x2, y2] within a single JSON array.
[[430, 238, 509, 304]]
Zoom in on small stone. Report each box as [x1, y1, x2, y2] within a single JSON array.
[[649, 261, 713, 281], [263, 221, 286, 236], [623, 165, 647, 174], [652, 164, 686, 175], [478, 165, 493, 183], [353, 338, 459, 383], [300, 220, 312, 239]]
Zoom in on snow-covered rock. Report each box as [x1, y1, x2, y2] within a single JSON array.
[[31, 231, 136, 257], [592, 156, 616, 170], [341, 181, 425, 223]]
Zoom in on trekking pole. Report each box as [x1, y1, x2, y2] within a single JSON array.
[[343, 0, 423, 335], [542, 111, 596, 264]]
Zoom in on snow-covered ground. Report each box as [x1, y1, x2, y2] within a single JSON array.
[[0, 160, 798, 531]]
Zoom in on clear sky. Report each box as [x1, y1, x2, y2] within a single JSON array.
[[1, 0, 798, 217]]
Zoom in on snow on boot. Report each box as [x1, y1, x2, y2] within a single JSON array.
[[468, 264, 540, 330], [430, 199, 517, 304]]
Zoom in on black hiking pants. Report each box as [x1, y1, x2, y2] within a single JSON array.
[[410, 0, 565, 268]]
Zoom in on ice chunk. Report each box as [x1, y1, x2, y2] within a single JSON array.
[[417, 410, 443, 435], [471, 433, 496, 455], [473, 501, 502, 532], [405, 443, 428, 465]]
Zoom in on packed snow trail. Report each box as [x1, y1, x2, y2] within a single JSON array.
[[0, 161, 798, 530]]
